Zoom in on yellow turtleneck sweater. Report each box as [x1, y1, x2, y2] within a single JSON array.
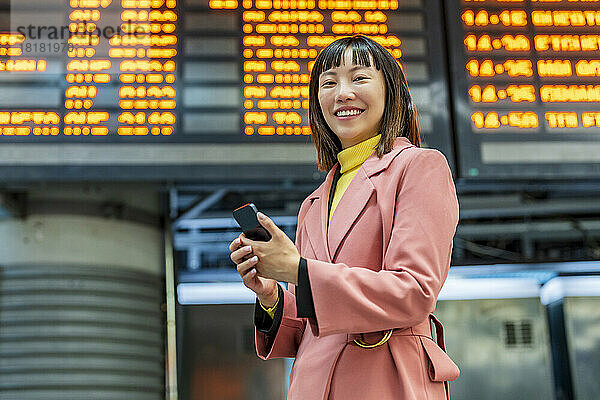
[[260, 134, 381, 319], [328, 134, 381, 227]]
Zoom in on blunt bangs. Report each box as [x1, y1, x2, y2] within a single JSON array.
[[310, 37, 383, 79]]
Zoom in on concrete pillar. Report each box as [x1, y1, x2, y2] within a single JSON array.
[[0, 184, 164, 400]]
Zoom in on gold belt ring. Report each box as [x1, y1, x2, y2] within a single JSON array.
[[353, 329, 393, 349]]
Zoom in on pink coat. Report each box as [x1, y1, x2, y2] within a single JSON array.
[[256, 137, 460, 400]]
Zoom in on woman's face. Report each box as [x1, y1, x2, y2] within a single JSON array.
[[317, 48, 386, 149]]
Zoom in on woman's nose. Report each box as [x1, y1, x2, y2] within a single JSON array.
[[335, 82, 356, 102]]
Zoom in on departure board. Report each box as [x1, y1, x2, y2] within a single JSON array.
[[0, 0, 453, 180], [181, 0, 453, 155], [1, 0, 177, 138], [445, 0, 600, 178]]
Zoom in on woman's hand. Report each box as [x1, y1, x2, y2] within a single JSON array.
[[239, 212, 301, 285], [229, 236, 279, 307]]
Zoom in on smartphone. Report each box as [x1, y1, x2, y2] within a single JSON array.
[[232, 203, 272, 241]]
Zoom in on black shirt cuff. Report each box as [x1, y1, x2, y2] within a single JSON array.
[[255, 284, 284, 336], [296, 257, 317, 319]]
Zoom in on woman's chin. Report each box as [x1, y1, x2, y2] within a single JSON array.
[[335, 131, 374, 145]]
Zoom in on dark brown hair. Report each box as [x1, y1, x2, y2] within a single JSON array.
[[308, 35, 421, 171]]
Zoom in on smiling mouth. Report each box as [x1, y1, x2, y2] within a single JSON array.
[[335, 109, 364, 117]]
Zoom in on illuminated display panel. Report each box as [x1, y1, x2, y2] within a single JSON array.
[[181, 0, 453, 156], [234, 1, 447, 146], [1, 0, 178, 141], [0, 0, 452, 180], [445, 0, 600, 178]]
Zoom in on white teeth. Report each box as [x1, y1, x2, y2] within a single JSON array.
[[336, 109, 363, 117]]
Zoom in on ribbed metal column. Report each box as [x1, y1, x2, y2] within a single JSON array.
[[0, 264, 163, 400], [0, 186, 164, 400]]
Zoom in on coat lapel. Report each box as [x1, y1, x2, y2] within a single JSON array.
[[301, 137, 415, 264], [327, 168, 375, 261], [327, 137, 415, 262], [302, 165, 338, 263]]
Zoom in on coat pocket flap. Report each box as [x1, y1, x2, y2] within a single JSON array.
[[420, 337, 460, 382]]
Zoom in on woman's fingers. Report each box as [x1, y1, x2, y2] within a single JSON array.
[[230, 234, 274, 295], [236, 255, 258, 276], [241, 267, 276, 298], [241, 268, 263, 293], [256, 212, 280, 240], [230, 245, 253, 264], [228, 236, 243, 252]]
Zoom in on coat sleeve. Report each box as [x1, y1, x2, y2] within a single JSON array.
[[305, 150, 459, 337], [255, 200, 312, 359], [255, 284, 305, 359]]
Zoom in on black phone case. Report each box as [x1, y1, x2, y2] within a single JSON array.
[[232, 203, 272, 241]]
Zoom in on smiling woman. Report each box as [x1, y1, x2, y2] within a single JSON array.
[[317, 58, 386, 149], [229, 35, 459, 400], [308, 35, 421, 171]]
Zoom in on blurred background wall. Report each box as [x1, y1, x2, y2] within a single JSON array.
[[1, 0, 600, 398]]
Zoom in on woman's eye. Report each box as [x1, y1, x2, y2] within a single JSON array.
[[321, 81, 335, 87], [354, 76, 368, 81]]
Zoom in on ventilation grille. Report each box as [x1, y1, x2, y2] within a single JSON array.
[[503, 319, 534, 347], [0, 264, 164, 400]]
